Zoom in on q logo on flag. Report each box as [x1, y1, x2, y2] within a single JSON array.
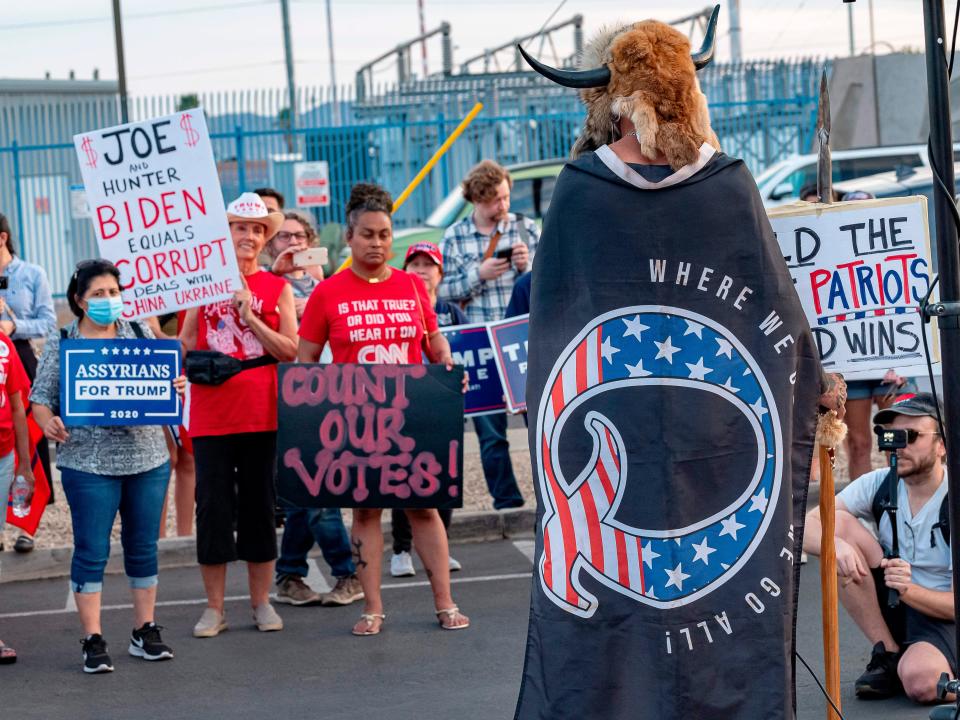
[[535, 306, 782, 617]]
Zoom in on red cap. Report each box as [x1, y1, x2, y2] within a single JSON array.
[[404, 241, 443, 268]]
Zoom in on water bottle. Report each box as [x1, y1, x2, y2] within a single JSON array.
[[10, 475, 29, 518]]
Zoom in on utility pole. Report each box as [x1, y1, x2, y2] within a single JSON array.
[[111, 0, 129, 123], [418, 0, 429, 77], [325, 0, 338, 123], [280, 0, 297, 133], [728, 0, 742, 63], [847, 2, 855, 56], [868, 0, 876, 52]]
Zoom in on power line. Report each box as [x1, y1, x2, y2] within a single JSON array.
[[0, 1, 273, 32]]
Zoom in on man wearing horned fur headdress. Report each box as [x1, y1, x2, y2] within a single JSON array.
[[514, 8, 845, 719]]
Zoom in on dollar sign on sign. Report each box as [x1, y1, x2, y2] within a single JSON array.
[[80, 137, 97, 168], [181, 114, 200, 148]]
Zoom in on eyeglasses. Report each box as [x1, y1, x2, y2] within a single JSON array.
[[275, 231, 309, 242], [905, 429, 940, 444]]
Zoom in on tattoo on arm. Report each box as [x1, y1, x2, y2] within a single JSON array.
[[352, 538, 368, 570]]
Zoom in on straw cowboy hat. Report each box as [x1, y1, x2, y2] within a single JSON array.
[[226, 192, 284, 237]]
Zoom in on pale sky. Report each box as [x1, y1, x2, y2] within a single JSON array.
[[0, 0, 926, 97]]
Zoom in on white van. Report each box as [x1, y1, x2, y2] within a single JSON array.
[[755, 144, 960, 207]]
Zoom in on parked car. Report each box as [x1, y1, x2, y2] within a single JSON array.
[[390, 159, 563, 266], [755, 144, 960, 207]]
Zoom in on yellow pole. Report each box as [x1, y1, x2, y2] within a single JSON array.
[[336, 101, 484, 273]]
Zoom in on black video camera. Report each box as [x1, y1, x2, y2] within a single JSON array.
[[874, 425, 908, 451]]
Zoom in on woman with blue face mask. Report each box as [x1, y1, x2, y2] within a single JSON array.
[[30, 259, 186, 674]]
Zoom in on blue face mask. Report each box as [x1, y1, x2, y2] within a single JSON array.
[[85, 296, 124, 326]]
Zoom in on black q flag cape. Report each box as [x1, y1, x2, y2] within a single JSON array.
[[515, 144, 823, 720]]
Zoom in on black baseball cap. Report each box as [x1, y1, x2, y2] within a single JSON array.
[[873, 392, 945, 427]]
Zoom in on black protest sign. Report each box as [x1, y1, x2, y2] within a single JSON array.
[[277, 363, 465, 508]]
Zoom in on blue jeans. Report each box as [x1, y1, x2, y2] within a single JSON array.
[[473, 413, 524, 509], [61, 462, 170, 593], [276, 506, 355, 580]]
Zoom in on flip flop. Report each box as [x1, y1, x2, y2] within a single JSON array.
[[436, 607, 470, 631], [351, 613, 385, 637], [0, 643, 17, 664]]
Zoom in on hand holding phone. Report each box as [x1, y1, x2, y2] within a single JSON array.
[[494, 247, 514, 261], [293, 247, 328, 268]]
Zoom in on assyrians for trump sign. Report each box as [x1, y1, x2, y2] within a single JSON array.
[[60, 339, 182, 426], [767, 196, 938, 378], [74, 110, 240, 319]]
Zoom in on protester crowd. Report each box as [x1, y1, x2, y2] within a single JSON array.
[[0, 156, 954, 713], [0, 159, 534, 671]]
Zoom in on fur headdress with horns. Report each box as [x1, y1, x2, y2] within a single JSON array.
[[520, 6, 722, 170]]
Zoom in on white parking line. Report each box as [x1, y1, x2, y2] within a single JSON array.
[[64, 586, 77, 612], [0, 571, 532, 620], [306, 558, 332, 594], [512, 540, 535, 564]]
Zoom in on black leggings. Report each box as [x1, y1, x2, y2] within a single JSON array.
[[193, 432, 278, 565]]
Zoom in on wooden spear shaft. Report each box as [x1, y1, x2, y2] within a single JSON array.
[[818, 444, 842, 720]]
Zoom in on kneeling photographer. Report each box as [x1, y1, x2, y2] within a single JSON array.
[[804, 393, 955, 704]]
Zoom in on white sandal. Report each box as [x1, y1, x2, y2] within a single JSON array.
[[351, 613, 386, 636], [436, 606, 470, 631]]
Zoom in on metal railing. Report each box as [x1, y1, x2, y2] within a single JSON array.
[[0, 57, 825, 297]]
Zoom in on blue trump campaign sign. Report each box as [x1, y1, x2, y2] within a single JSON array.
[[440, 322, 505, 417], [60, 339, 181, 426], [487, 314, 528, 413]]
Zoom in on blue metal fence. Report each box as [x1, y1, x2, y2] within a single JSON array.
[[0, 57, 825, 297]]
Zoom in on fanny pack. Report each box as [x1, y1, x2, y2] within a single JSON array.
[[184, 350, 278, 386]]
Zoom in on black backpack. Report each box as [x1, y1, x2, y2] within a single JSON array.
[[871, 477, 950, 549]]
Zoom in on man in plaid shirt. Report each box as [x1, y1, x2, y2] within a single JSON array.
[[439, 160, 539, 508]]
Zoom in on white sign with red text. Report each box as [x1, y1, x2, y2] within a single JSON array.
[[73, 110, 240, 319], [767, 196, 939, 379], [294, 161, 330, 207]]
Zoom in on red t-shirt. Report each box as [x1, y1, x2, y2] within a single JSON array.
[[188, 271, 286, 437], [0, 334, 28, 456], [299, 269, 438, 364]]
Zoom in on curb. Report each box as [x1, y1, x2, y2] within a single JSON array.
[[0, 508, 536, 585]]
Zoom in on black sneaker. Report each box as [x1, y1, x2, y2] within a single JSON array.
[[81, 634, 114, 674], [128, 622, 174, 661], [855, 641, 901, 698]]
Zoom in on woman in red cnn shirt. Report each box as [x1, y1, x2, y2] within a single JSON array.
[[299, 184, 469, 636]]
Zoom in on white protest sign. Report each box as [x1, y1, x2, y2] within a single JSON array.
[[294, 161, 330, 207], [74, 110, 240, 319], [767, 196, 939, 378]]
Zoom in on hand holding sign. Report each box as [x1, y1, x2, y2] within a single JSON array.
[[233, 275, 254, 325], [43, 415, 70, 443]]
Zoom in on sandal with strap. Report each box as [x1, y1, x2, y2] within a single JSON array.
[[0, 643, 17, 664], [436, 606, 470, 631], [351, 613, 386, 636]]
